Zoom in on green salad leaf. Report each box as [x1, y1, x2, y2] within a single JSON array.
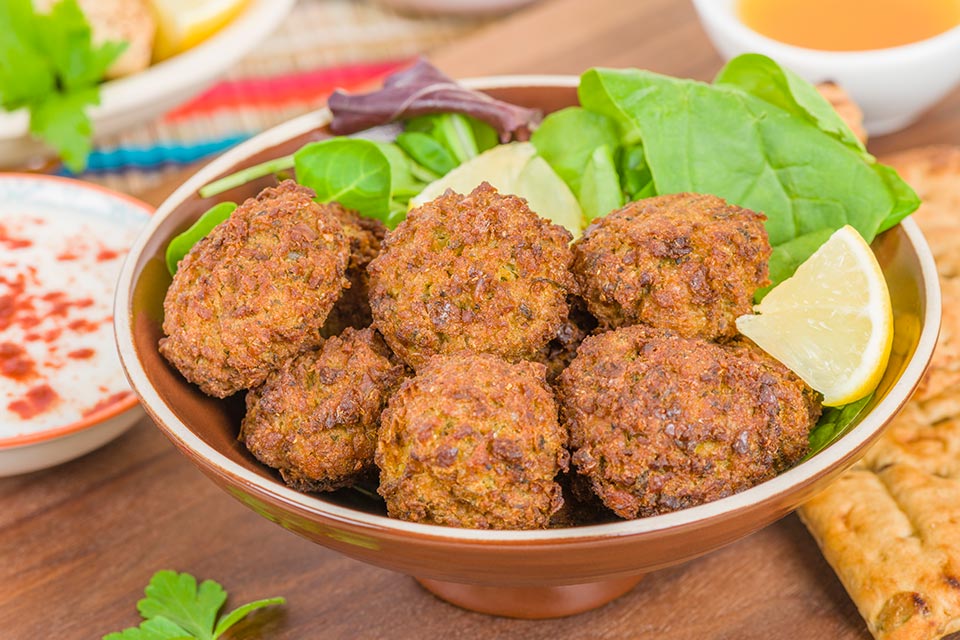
[[807, 393, 874, 456], [0, 0, 126, 172], [714, 53, 868, 157], [405, 113, 495, 164], [580, 144, 624, 221], [576, 57, 919, 283], [165, 202, 237, 276], [531, 107, 621, 198], [294, 138, 394, 220], [579, 66, 918, 249], [396, 131, 457, 176], [103, 570, 285, 640]]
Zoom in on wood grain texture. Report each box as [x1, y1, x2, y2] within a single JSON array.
[[3, 0, 959, 637]]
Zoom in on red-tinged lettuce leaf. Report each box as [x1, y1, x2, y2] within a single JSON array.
[[328, 58, 542, 142]]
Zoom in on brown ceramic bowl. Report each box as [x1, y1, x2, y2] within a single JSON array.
[[115, 76, 941, 619]]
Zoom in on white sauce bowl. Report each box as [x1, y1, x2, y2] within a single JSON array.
[[692, 0, 960, 135], [0, 175, 151, 476]]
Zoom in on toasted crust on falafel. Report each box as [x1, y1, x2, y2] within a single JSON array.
[[242, 327, 406, 492], [368, 183, 576, 369], [376, 352, 569, 529], [571, 193, 771, 340], [159, 180, 350, 397], [559, 325, 820, 519]]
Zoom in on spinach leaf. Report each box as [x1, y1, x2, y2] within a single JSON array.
[[396, 131, 457, 176], [374, 141, 426, 200], [619, 143, 655, 200], [405, 113, 483, 164], [578, 65, 918, 276], [165, 202, 237, 276], [714, 53, 867, 157], [808, 394, 873, 456], [531, 107, 621, 198], [293, 139, 393, 221], [469, 117, 499, 154], [580, 144, 624, 221]]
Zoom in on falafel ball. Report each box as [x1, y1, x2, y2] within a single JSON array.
[[559, 325, 821, 519], [533, 295, 598, 385], [376, 353, 569, 529], [321, 207, 386, 337], [241, 327, 406, 492], [368, 183, 576, 369], [159, 180, 350, 397], [571, 193, 771, 340]]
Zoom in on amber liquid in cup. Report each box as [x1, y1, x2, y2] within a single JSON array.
[[739, 0, 960, 51]]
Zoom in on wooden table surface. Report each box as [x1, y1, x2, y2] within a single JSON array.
[[3, 0, 959, 638]]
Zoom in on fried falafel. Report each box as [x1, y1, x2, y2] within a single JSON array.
[[242, 327, 406, 492], [559, 325, 821, 519], [376, 353, 568, 529], [533, 295, 598, 384], [321, 207, 386, 337], [159, 180, 350, 397], [367, 183, 576, 369], [571, 193, 771, 340]]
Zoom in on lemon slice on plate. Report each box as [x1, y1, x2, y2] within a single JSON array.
[[410, 142, 585, 238], [736, 225, 894, 407], [150, 0, 250, 61]]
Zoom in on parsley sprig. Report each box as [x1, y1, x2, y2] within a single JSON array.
[[103, 570, 285, 640], [0, 0, 126, 171]]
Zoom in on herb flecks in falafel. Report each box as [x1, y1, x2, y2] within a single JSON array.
[[159, 180, 350, 397], [368, 182, 576, 369], [377, 353, 569, 529]]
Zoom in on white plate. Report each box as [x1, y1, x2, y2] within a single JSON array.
[[0, 0, 295, 168], [0, 175, 151, 476]]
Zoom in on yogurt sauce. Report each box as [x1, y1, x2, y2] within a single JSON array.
[[0, 184, 146, 437]]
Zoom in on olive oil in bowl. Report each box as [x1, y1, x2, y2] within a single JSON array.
[[738, 0, 960, 51]]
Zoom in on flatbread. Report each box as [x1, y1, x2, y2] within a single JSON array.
[[800, 410, 960, 639], [883, 146, 960, 279], [800, 145, 960, 639], [913, 277, 960, 423]]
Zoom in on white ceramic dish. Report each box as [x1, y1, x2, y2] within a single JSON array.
[[0, 0, 295, 169], [0, 175, 151, 476], [692, 0, 960, 135]]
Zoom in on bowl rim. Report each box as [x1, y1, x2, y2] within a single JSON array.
[[0, 0, 296, 139], [115, 74, 942, 544], [0, 173, 151, 451], [691, 0, 960, 61]]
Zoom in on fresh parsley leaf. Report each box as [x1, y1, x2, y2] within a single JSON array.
[[103, 616, 194, 640], [28, 88, 99, 172], [0, 0, 125, 172], [103, 570, 285, 640]]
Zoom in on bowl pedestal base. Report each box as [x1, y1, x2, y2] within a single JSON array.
[[415, 574, 644, 619]]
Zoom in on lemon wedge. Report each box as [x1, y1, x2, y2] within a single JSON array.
[[149, 0, 249, 61], [410, 142, 585, 238], [736, 225, 893, 407]]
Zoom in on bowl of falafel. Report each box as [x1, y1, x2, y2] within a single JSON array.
[[115, 59, 941, 619]]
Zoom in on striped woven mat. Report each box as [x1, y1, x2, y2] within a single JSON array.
[[77, 0, 491, 195]]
